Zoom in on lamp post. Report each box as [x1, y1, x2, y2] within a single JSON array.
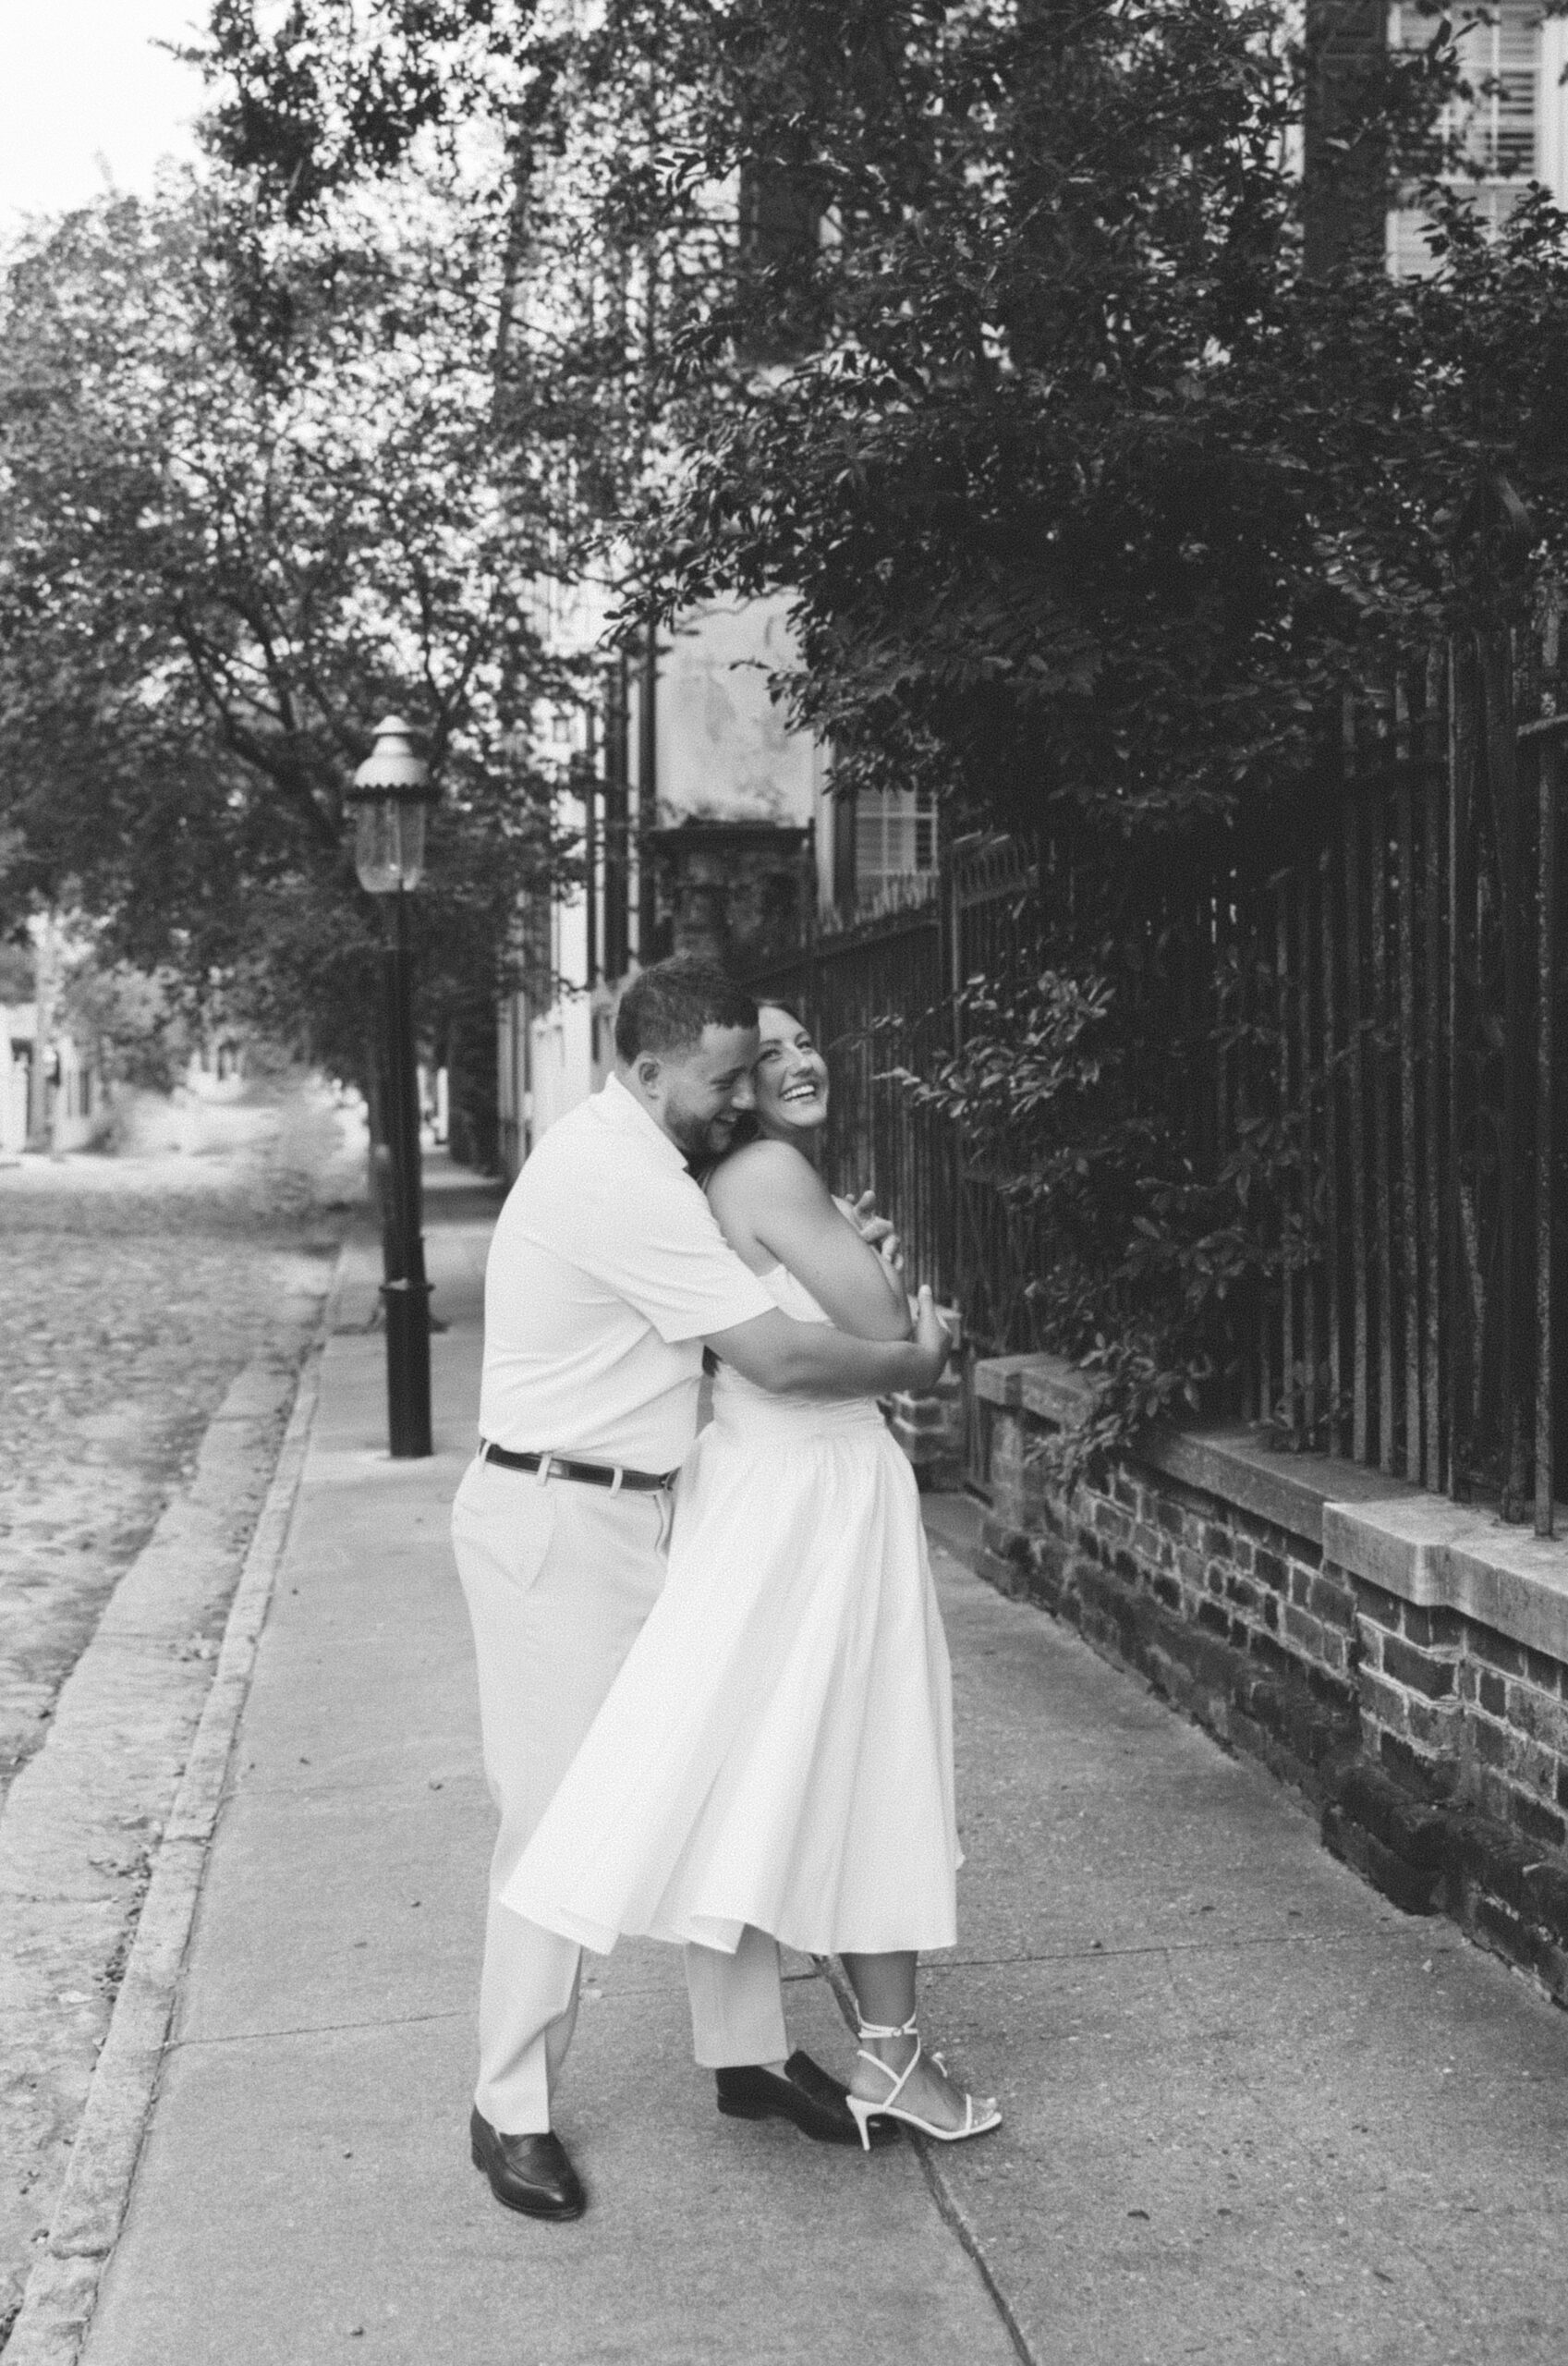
[[345, 716, 438, 1458]]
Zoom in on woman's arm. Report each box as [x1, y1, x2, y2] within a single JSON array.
[[832, 1192, 909, 1315], [709, 1141, 914, 1342]]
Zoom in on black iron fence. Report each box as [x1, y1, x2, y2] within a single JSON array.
[[1249, 627, 1568, 1529], [744, 841, 1054, 1482], [742, 875, 952, 1302], [748, 616, 1568, 1528]]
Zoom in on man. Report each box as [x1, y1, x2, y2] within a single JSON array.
[[450, 956, 951, 2221]]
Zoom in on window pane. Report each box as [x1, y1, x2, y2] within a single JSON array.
[[854, 788, 937, 898], [1387, 3, 1540, 278]]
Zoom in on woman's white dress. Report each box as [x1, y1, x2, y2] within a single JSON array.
[[501, 1262, 959, 1958]]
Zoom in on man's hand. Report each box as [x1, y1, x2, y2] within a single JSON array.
[[831, 1185, 905, 1293], [838, 1186, 902, 1262], [909, 1286, 953, 1389], [839, 1188, 892, 1242]]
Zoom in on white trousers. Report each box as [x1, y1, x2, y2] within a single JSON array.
[[450, 1454, 788, 2133]]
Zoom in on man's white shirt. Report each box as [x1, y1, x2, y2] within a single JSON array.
[[477, 1072, 777, 1471]]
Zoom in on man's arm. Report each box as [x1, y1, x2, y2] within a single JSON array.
[[708, 1286, 951, 1399]]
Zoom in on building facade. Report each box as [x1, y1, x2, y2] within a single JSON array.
[[0, 1005, 102, 1157], [495, 592, 938, 1177]]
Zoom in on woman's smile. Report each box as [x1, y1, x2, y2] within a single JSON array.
[[754, 1006, 830, 1137]]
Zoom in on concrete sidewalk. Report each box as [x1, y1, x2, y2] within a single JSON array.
[[46, 1186, 1568, 2363]]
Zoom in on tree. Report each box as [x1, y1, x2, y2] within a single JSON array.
[[185, 3, 1568, 834], [0, 170, 580, 1142], [609, 6, 1563, 827]]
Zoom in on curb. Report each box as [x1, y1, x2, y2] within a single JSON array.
[[3, 1248, 347, 2366]]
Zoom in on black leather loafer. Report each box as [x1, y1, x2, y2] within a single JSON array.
[[715, 2049, 899, 2148], [469, 2107, 586, 2219]]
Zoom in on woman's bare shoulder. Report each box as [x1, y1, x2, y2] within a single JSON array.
[[707, 1137, 824, 1214]]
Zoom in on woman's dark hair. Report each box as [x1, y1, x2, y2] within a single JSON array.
[[614, 956, 758, 1065]]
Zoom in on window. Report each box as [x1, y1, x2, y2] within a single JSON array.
[[1389, 4, 1541, 276], [853, 788, 937, 904]]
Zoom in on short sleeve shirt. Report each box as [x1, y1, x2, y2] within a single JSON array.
[[477, 1073, 777, 1470]]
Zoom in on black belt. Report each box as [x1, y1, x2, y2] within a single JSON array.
[[477, 1443, 677, 1494]]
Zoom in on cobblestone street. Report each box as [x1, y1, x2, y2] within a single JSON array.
[[0, 1079, 362, 1818], [0, 1077, 367, 2338]]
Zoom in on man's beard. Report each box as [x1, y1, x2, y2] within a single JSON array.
[[667, 1107, 736, 1165]]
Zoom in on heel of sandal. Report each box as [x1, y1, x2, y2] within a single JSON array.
[[845, 2092, 878, 2153]]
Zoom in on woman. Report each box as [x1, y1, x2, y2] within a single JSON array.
[[503, 1004, 998, 2145]]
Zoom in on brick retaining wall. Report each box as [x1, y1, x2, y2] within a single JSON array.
[[883, 1308, 966, 1490], [960, 1356, 1568, 2006]]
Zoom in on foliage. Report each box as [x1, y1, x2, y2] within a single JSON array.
[[0, 171, 581, 1110], [58, 955, 196, 1095], [189, 4, 697, 529], [192, 6, 1568, 835], [608, 6, 1568, 836], [0, 937, 30, 1000], [884, 969, 1114, 1193], [885, 943, 1297, 1473]]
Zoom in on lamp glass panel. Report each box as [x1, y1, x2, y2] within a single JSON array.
[[353, 797, 427, 894]]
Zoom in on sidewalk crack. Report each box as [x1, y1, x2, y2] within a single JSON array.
[[168, 2005, 466, 2051], [819, 1957, 1039, 2366], [919, 1926, 1436, 1970]]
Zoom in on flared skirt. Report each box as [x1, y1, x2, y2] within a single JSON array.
[[501, 1409, 958, 1957]]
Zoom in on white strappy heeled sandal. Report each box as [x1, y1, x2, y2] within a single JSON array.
[[845, 2013, 1003, 2151]]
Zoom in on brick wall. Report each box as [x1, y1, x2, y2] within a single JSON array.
[[966, 1384, 1568, 2003], [978, 1406, 1362, 1792], [1356, 1583, 1568, 1850], [883, 1311, 965, 1489]]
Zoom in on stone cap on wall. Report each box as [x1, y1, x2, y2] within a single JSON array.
[[976, 1350, 1568, 1665]]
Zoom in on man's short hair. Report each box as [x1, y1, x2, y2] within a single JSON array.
[[614, 956, 759, 1065]]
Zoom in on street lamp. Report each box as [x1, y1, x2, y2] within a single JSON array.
[[345, 715, 439, 1458]]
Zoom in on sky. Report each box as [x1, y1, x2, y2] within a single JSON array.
[[0, 1, 210, 231]]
